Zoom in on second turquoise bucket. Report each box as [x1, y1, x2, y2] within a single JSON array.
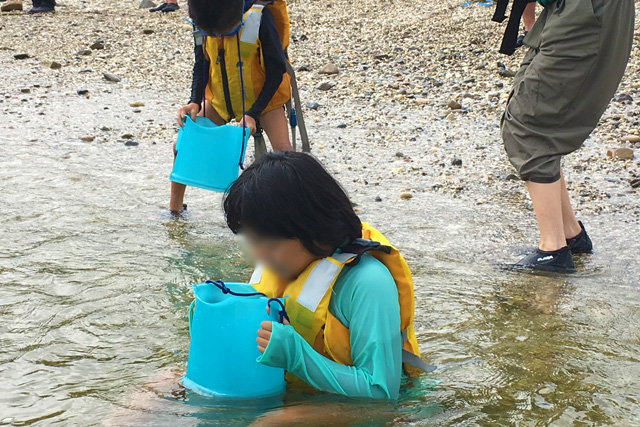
[[182, 280, 286, 398], [170, 116, 250, 193]]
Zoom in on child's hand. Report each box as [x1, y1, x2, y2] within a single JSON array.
[[257, 306, 290, 354], [257, 321, 273, 354], [241, 114, 257, 135], [177, 103, 200, 127]]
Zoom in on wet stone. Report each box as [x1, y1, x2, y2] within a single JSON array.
[[124, 140, 139, 146], [77, 89, 89, 95], [121, 133, 134, 139], [375, 196, 382, 202], [337, 124, 347, 129], [77, 49, 92, 56], [297, 65, 310, 72], [50, 61, 62, 70], [13, 53, 29, 60], [451, 158, 463, 166], [20, 88, 30, 94], [143, 29, 154, 35]]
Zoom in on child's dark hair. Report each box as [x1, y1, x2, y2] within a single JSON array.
[[224, 152, 362, 257], [189, 0, 244, 35]]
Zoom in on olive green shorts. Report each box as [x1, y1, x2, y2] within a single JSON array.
[[501, 0, 635, 183]]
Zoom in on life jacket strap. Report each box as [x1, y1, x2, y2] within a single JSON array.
[[402, 349, 437, 373], [341, 239, 392, 267]]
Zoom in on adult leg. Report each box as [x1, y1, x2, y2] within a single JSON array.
[[526, 179, 566, 252], [169, 101, 225, 212], [522, 2, 536, 31], [559, 171, 581, 239], [260, 107, 292, 152]]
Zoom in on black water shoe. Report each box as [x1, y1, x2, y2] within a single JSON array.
[[28, 5, 55, 13], [162, 2, 179, 11], [566, 221, 593, 254], [516, 31, 528, 48], [149, 3, 167, 11], [513, 246, 576, 273]]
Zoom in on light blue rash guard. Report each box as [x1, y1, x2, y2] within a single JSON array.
[[257, 253, 403, 399]]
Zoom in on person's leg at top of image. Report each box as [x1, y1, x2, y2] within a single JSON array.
[[150, 0, 178, 13], [502, 0, 635, 272], [259, 107, 292, 152], [170, 100, 225, 213], [517, 2, 536, 47], [28, 0, 54, 14]]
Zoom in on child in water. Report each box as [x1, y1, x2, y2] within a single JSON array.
[[170, 0, 292, 213], [223, 152, 434, 399]]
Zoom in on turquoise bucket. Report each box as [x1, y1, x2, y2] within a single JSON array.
[[182, 281, 286, 398], [170, 116, 249, 193]]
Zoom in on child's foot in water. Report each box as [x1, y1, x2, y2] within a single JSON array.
[[170, 204, 188, 217], [513, 246, 577, 273], [566, 221, 593, 254]]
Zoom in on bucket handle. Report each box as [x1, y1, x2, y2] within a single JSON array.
[[187, 280, 290, 326]]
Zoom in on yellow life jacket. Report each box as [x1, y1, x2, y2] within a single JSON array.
[[203, 0, 291, 123], [251, 223, 435, 373]]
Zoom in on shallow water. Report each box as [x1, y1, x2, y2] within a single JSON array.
[[2, 88, 640, 427]]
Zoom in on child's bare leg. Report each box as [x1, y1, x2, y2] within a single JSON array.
[[169, 102, 226, 212], [260, 108, 292, 152]]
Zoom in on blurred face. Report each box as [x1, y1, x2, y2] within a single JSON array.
[[243, 229, 319, 280]]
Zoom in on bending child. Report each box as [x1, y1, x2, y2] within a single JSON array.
[[170, 0, 292, 213], [223, 152, 434, 399]]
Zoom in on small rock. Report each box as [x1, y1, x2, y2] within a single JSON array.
[[143, 29, 154, 35], [538, 384, 557, 395], [318, 63, 339, 75], [124, 140, 139, 147], [305, 101, 319, 110], [20, 88, 30, 94], [630, 178, 640, 189], [77, 49, 92, 56], [399, 192, 413, 200], [50, 61, 62, 70], [80, 135, 95, 142], [1, 0, 23, 12], [395, 151, 404, 158], [316, 81, 335, 91], [337, 123, 347, 129], [447, 100, 462, 110], [103, 73, 121, 83], [77, 89, 89, 95], [375, 196, 382, 202], [451, 158, 463, 166], [297, 65, 310, 72], [607, 147, 634, 160], [139, 0, 156, 7], [90, 40, 105, 50], [498, 68, 516, 78], [13, 53, 29, 60], [415, 98, 429, 105], [446, 113, 456, 121], [121, 133, 134, 139], [621, 135, 640, 143], [129, 101, 145, 107]]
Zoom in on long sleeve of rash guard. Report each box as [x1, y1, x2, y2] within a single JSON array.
[[245, 8, 287, 120], [257, 254, 403, 399]]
